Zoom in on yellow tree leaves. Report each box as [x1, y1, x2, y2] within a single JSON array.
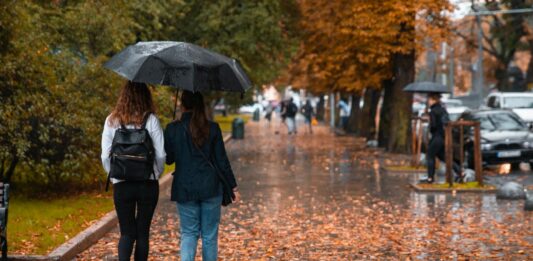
[[288, 0, 451, 93]]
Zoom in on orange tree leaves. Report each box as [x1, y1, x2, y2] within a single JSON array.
[[287, 0, 451, 94]]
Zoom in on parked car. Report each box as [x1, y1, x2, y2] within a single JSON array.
[[486, 92, 533, 127], [214, 98, 227, 116], [447, 106, 469, 121], [442, 98, 463, 108], [453, 109, 533, 170], [238, 103, 263, 114]]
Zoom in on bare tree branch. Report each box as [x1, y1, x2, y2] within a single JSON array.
[[453, 29, 500, 58]]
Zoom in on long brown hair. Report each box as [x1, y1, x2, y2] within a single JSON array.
[[109, 81, 156, 127], [181, 90, 209, 146]]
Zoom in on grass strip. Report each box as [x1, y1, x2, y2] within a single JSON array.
[[10, 192, 114, 255]]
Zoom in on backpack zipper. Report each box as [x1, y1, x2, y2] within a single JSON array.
[[113, 154, 148, 161]]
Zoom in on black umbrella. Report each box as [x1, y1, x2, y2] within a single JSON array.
[[104, 41, 252, 93], [403, 81, 450, 93]]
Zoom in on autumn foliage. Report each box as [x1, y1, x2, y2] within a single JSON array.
[[287, 0, 451, 152]]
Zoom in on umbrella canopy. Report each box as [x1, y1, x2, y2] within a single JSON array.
[[403, 81, 450, 93], [104, 41, 252, 93]]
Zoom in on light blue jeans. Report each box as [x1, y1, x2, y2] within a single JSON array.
[[177, 194, 222, 261]]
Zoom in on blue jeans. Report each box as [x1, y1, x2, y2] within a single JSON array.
[[177, 195, 222, 261]]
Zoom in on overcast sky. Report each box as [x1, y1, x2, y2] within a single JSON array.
[[450, 0, 473, 19]]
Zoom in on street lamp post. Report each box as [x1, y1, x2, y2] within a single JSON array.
[[466, 7, 533, 107]]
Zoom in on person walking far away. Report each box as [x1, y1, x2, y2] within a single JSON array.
[[338, 98, 350, 129], [286, 98, 298, 135], [421, 92, 462, 184], [164, 91, 240, 261], [301, 100, 314, 134], [101, 81, 166, 261]]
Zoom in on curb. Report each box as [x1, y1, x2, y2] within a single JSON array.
[[381, 166, 427, 174], [11, 134, 232, 260], [410, 183, 497, 193], [9, 174, 174, 261]]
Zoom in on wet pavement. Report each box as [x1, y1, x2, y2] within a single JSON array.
[[79, 121, 532, 260]]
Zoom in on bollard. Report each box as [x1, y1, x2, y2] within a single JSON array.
[[253, 108, 260, 122], [232, 118, 245, 139]]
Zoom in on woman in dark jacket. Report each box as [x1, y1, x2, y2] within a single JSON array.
[[164, 90, 239, 261]]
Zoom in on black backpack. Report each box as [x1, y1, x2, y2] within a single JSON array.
[[105, 113, 155, 191], [286, 103, 298, 117]]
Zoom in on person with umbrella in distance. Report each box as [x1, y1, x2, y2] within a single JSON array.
[[403, 82, 462, 184], [104, 41, 250, 261], [422, 92, 462, 183]]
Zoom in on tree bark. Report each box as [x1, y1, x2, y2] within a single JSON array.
[[316, 95, 325, 121], [526, 39, 533, 90], [386, 50, 415, 153], [4, 155, 18, 183], [378, 79, 393, 147], [359, 88, 380, 140], [346, 93, 361, 134]]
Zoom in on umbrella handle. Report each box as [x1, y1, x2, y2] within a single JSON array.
[[173, 88, 179, 120]]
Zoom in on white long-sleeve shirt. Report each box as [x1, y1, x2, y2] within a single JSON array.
[[101, 114, 166, 184]]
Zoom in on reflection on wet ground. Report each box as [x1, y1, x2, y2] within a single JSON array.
[[80, 122, 532, 260]]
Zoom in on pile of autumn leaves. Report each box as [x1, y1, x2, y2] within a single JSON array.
[[78, 124, 532, 260]]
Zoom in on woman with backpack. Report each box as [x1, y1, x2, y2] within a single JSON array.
[[101, 81, 166, 261], [164, 90, 239, 261]]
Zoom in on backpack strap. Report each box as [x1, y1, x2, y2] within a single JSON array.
[[141, 112, 151, 129], [105, 174, 111, 192]]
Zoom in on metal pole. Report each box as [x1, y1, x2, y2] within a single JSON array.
[[467, 8, 533, 16], [473, 122, 483, 186], [449, 47, 455, 98], [475, 15, 484, 107], [330, 92, 335, 128]]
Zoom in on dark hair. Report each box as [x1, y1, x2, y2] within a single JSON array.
[[428, 92, 442, 101], [181, 90, 209, 146], [109, 81, 155, 127]]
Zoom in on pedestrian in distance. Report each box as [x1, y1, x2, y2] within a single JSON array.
[[101, 81, 166, 261], [285, 98, 298, 135], [264, 103, 274, 125], [301, 99, 314, 134], [275, 100, 288, 135], [421, 92, 462, 184], [338, 98, 350, 130], [164, 90, 240, 261]]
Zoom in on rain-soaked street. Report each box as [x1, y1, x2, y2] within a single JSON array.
[[80, 121, 532, 260]]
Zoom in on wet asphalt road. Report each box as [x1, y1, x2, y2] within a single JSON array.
[[79, 121, 532, 260]]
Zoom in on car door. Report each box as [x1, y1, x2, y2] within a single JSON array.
[[451, 113, 474, 161]]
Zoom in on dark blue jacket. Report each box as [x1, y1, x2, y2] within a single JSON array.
[[164, 112, 237, 203]]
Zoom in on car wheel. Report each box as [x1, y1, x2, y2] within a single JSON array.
[[511, 162, 521, 171]]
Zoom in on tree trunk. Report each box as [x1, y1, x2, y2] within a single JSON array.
[[346, 93, 361, 134], [316, 95, 325, 121], [378, 79, 393, 147], [4, 155, 18, 183], [526, 39, 533, 90], [359, 88, 380, 140], [386, 50, 415, 153], [495, 66, 511, 92]]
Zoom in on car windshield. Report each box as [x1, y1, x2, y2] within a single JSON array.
[[473, 113, 526, 131], [503, 96, 533, 108], [449, 113, 461, 121]]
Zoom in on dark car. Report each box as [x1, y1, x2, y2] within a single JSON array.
[[453, 110, 533, 170]]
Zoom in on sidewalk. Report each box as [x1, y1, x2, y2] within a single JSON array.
[[79, 121, 532, 260]]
